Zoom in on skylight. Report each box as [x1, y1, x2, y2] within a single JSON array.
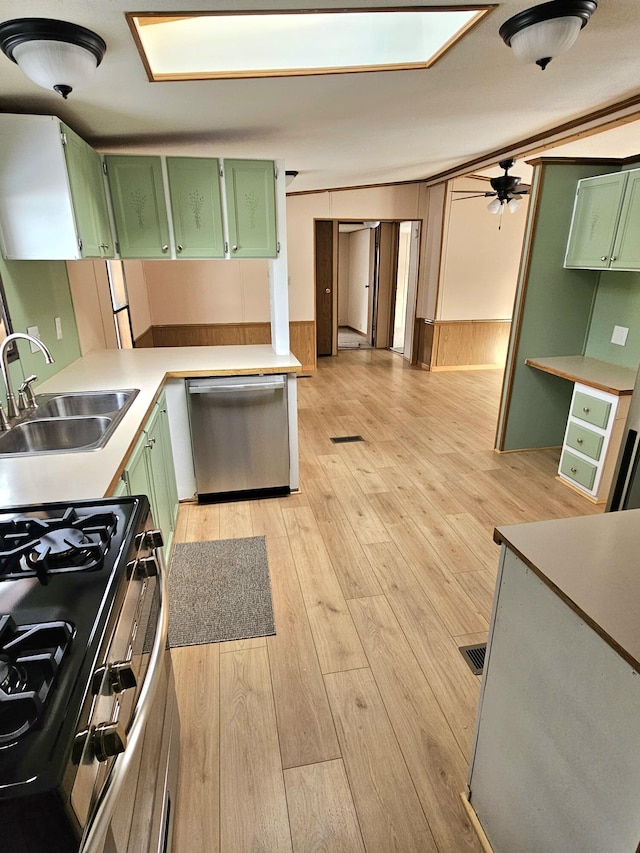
[[128, 7, 493, 81]]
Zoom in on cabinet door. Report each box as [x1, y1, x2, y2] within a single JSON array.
[[611, 169, 640, 270], [564, 171, 627, 269], [156, 395, 179, 533], [62, 124, 114, 259], [105, 155, 171, 259], [145, 402, 175, 552], [166, 158, 225, 258], [224, 159, 277, 258], [124, 430, 153, 502]]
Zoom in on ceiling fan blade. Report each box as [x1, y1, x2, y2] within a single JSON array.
[[452, 194, 493, 201], [450, 190, 495, 196]]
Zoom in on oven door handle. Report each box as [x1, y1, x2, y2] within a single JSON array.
[[79, 548, 170, 853]]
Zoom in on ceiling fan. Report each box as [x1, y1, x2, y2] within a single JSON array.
[[452, 158, 531, 214]]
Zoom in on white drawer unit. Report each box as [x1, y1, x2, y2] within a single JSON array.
[[558, 383, 630, 501]]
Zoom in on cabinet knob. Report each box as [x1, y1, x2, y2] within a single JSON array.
[[570, 467, 578, 474], [611, 256, 617, 261], [161, 244, 169, 253], [145, 436, 156, 449], [582, 407, 590, 414], [600, 256, 608, 262], [576, 437, 584, 444], [177, 244, 183, 253], [232, 245, 238, 252]]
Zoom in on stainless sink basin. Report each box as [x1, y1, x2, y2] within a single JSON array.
[[0, 388, 139, 456], [35, 390, 135, 418], [0, 417, 111, 455]]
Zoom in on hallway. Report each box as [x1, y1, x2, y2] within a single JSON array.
[[170, 350, 600, 852]]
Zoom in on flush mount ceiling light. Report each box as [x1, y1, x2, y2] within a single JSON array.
[[500, 1, 597, 70], [0, 18, 106, 98]]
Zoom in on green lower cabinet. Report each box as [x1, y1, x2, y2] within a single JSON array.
[[224, 159, 277, 258], [122, 393, 178, 558], [166, 157, 225, 258], [110, 475, 130, 497], [105, 155, 171, 259]]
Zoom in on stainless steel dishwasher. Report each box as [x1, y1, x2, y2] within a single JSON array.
[[187, 374, 290, 502]]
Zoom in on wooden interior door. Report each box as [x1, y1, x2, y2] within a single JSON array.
[[315, 220, 334, 356], [375, 222, 400, 349]]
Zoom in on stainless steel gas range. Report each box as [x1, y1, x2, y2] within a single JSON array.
[[0, 496, 180, 853]]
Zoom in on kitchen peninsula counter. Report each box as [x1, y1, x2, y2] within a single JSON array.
[[468, 509, 640, 851], [0, 345, 300, 508]]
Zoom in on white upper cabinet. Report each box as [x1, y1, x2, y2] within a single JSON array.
[[0, 114, 113, 261]]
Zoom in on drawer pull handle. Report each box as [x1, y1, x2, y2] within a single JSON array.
[[570, 467, 578, 474], [582, 407, 590, 414], [576, 437, 584, 444]]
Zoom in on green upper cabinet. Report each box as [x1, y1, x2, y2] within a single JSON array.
[[610, 169, 640, 270], [105, 155, 171, 259], [224, 159, 278, 258], [166, 157, 225, 258], [61, 124, 113, 259], [564, 171, 627, 269]]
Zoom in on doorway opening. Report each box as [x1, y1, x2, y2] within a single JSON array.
[[314, 219, 420, 360]]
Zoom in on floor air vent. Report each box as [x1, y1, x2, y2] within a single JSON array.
[[459, 643, 487, 675], [330, 435, 365, 444]]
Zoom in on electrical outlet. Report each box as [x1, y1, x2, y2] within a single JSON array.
[[26, 325, 40, 353], [55, 317, 63, 340], [611, 325, 629, 346]]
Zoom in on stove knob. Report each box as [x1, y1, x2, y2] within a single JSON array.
[[92, 721, 127, 762], [144, 529, 164, 550], [109, 660, 138, 694], [137, 555, 159, 578]]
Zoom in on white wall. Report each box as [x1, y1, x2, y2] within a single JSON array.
[[122, 260, 152, 338], [66, 260, 117, 354], [437, 176, 528, 321]]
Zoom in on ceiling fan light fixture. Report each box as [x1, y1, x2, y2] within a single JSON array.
[[507, 196, 522, 213], [487, 198, 503, 214], [499, 1, 597, 70], [363, 221, 381, 229], [0, 18, 106, 98]]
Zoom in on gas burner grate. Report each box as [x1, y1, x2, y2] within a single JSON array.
[[0, 615, 74, 745], [0, 508, 118, 584]]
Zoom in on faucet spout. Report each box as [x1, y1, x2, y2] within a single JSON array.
[[0, 332, 55, 420]]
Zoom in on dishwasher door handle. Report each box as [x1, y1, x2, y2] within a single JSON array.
[[188, 378, 286, 394]]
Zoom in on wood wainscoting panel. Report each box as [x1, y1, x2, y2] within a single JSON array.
[[134, 325, 155, 348], [148, 321, 316, 371], [414, 320, 510, 371]]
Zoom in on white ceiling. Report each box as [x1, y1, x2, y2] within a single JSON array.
[[1, 0, 640, 193]]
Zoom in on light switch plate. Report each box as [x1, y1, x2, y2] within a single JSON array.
[[611, 325, 629, 346], [55, 317, 63, 340], [26, 325, 40, 353]]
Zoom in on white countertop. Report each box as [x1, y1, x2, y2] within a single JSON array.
[[0, 345, 300, 508]]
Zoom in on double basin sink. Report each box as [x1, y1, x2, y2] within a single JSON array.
[[0, 389, 139, 456]]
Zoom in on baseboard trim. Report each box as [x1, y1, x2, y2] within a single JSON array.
[[459, 794, 494, 853]]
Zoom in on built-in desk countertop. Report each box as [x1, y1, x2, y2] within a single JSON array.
[[0, 345, 300, 509], [525, 355, 637, 396]]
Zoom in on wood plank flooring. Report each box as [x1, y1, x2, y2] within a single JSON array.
[[171, 349, 602, 853]]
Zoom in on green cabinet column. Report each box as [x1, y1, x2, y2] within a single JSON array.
[[61, 124, 114, 258], [166, 157, 225, 258], [224, 159, 278, 258], [564, 171, 627, 269], [105, 155, 171, 259]]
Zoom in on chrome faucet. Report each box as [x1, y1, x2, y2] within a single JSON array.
[[0, 332, 55, 428]]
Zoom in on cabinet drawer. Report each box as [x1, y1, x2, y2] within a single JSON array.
[[565, 422, 604, 461], [560, 451, 597, 490], [571, 392, 611, 429]]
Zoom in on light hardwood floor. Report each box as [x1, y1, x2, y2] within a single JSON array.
[[170, 349, 601, 853]]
